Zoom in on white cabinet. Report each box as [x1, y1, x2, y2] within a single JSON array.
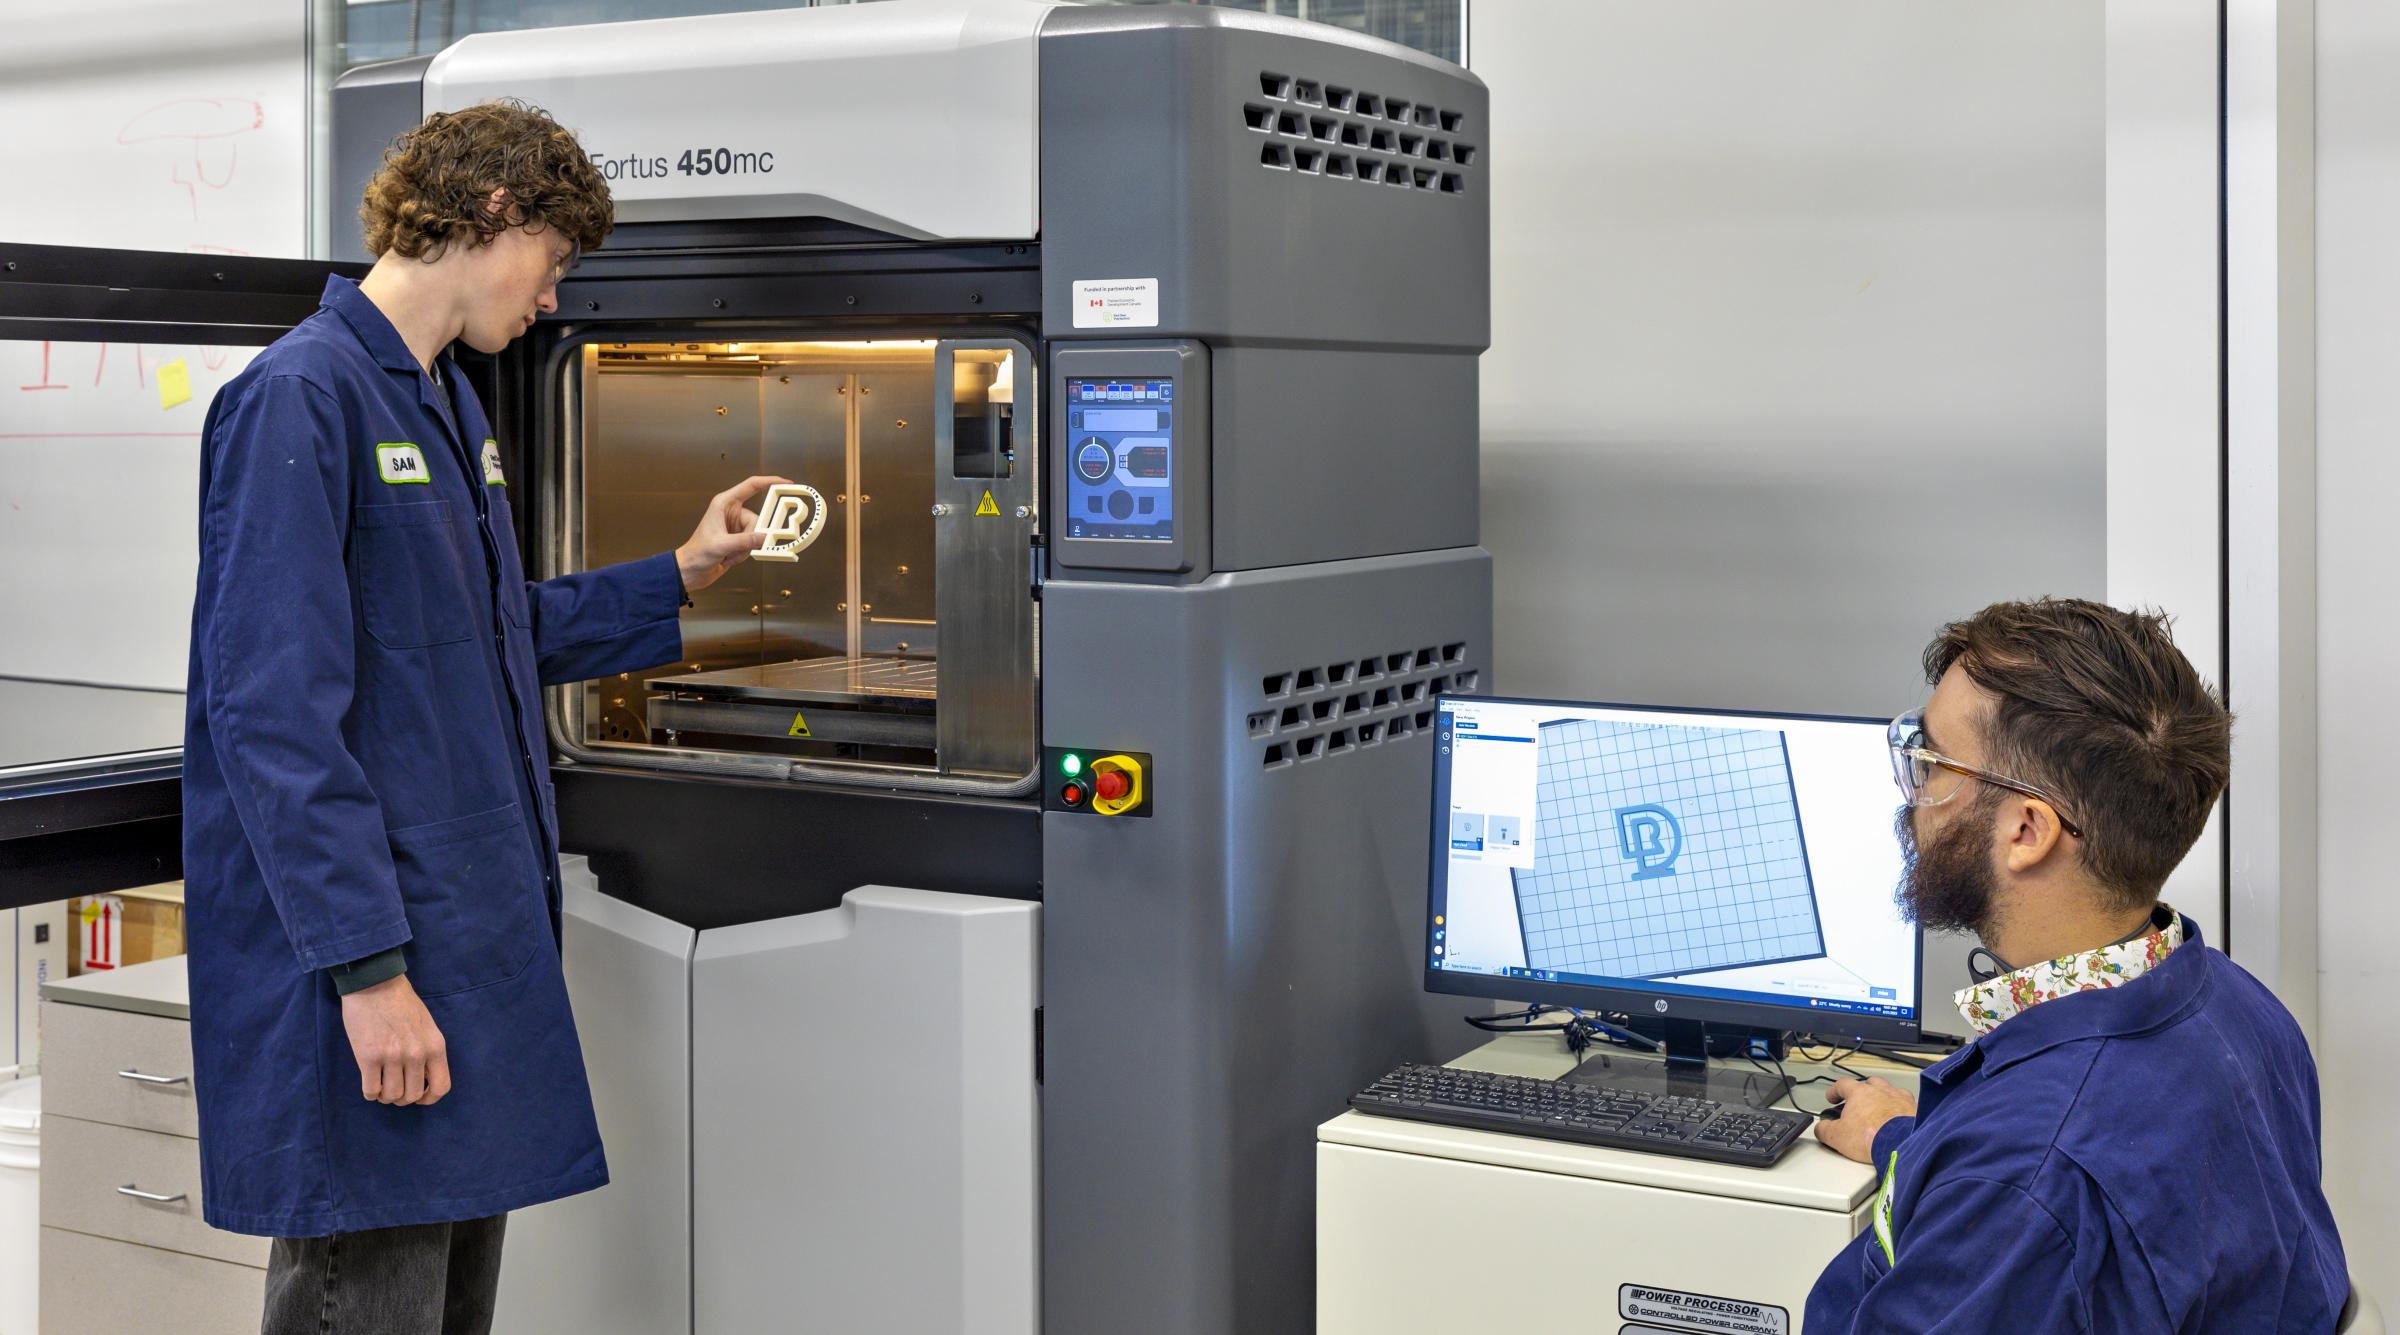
[[1317, 1036, 1907, 1334]]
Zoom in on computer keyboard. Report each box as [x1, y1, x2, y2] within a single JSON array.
[[1348, 1063, 1817, 1168]]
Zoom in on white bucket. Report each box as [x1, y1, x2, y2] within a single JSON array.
[[0, 1075, 39, 1335]]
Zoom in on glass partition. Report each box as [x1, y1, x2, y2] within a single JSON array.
[[0, 337, 256, 785]]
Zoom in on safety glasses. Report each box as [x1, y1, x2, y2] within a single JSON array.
[[1887, 707, 2085, 839]]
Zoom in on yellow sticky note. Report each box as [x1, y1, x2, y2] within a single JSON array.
[[157, 359, 192, 410]]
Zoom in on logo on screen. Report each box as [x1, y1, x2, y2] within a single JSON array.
[[1614, 804, 1683, 880]]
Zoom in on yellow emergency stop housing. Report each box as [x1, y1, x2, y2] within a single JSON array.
[[1089, 754, 1146, 817]]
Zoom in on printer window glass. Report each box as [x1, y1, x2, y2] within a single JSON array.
[[950, 347, 1014, 480], [562, 337, 1037, 786]]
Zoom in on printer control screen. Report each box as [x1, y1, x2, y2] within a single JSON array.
[[1066, 379, 1174, 543]]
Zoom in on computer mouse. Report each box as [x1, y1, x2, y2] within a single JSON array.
[[1818, 1101, 1845, 1120]]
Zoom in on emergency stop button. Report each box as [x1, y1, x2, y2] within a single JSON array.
[[1090, 754, 1145, 817]]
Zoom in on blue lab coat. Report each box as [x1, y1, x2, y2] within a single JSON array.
[[1805, 919, 2348, 1333], [182, 276, 685, 1236]]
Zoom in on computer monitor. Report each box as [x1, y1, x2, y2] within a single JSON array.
[[1425, 695, 1922, 1103]]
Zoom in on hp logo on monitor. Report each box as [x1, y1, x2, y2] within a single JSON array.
[[1653, 1000, 1669, 1014]]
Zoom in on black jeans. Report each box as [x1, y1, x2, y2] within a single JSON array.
[[260, 1214, 507, 1335]]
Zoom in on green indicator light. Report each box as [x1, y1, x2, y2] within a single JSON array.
[[1062, 754, 1083, 777]]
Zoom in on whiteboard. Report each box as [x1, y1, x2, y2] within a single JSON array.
[[0, 0, 309, 692]]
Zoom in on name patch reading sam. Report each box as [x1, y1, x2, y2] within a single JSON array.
[[377, 443, 430, 485]]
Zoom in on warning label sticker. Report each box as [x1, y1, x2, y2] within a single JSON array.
[[787, 711, 812, 738], [1618, 1285, 1789, 1335], [974, 489, 1002, 517]]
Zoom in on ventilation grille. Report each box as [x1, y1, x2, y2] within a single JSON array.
[[1248, 72, 1476, 195], [1252, 642, 1480, 769]]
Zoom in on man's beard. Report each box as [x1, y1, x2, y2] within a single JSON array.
[[1894, 788, 2004, 937]]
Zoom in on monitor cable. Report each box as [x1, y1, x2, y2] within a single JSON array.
[[1788, 1034, 1874, 1081], [1463, 1005, 1660, 1055], [1744, 1036, 1869, 1114]]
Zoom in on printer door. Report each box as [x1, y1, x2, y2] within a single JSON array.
[[0, 243, 364, 908]]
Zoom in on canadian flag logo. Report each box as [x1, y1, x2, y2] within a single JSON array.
[[1089, 298, 1104, 307]]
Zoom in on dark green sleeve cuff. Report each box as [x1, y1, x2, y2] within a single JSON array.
[[328, 944, 408, 995]]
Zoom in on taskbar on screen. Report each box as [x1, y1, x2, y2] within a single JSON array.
[[1430, 962, 1912, 1022]]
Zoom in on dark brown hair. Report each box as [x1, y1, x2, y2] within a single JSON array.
[[1924, 598, 2229, 908], [360, 100, 612, 261]]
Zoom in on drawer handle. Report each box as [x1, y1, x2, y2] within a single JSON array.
[[116, 1070, 190, 1086], [116, 1185, 189, 1205]]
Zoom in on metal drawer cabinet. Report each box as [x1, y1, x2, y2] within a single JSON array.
[[39, 960, 265, 1335], [39, 1115, 267, 1268], [37, 1227, 265, 1335], [39, 1002, 200, 1139]]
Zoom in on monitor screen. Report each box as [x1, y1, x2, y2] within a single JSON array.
[[1427, 696, 1920, 1037]]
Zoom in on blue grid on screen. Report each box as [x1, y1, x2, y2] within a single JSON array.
[[1512, 718, 1825, 980]]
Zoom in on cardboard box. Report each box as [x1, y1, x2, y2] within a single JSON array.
[[68, 883, 185, 976]]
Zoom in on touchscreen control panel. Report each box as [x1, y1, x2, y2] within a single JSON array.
[[1065, 379, 1175, 543], [1051, 342, 1204, 577]]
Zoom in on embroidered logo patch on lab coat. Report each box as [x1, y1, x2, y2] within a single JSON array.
[[481, 439, 506, 486], [376, 443, 429, 485]]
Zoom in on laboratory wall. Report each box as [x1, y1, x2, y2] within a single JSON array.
[[1471, 1, 2106, 1040], [1474, 1, 2106, 716], [2309, 0, 2400, 1277]]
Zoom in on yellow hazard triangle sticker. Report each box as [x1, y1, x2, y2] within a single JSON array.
[[787, 711, 812, 738], [974, 489, 1002, 517]]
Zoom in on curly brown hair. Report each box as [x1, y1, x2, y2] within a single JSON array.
[[360, 100, 613, 261]]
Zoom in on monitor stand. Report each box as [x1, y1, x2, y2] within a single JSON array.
[[1560, 1017, 1791, 1109]]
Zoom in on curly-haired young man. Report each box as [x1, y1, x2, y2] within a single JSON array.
[[183, 101, 780, 1334], [1806, 599, 2348, 1332]]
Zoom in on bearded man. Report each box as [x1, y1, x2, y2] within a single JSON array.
[[1806, 599, 2346, 1333]]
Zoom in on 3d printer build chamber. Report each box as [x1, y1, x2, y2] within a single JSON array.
[[560, 338, 1036, 785]]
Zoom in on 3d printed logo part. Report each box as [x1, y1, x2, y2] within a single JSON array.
[[1614, 803, 1683, 880], [751, 483, 828, 562]]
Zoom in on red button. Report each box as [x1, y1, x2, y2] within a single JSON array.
[[1095, 771, 1130, 802], [1061, 784, 1085, 805]]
